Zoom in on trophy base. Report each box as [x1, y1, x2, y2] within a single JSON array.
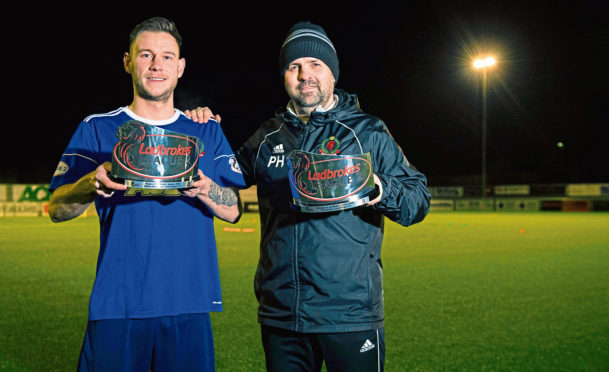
[[293, 185, 380, 213], [111, 175, 200, 190]]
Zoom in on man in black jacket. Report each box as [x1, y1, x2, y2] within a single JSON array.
[[189, 21, 430, 372]]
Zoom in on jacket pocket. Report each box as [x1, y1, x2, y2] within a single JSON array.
[[367, 257, 383, 311]]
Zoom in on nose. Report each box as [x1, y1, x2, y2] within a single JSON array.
[[297, 65, 311, 81], [149, 56, 162, 70]]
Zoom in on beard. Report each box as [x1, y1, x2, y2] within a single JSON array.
[[290, 81, 325, 109], [134, 79, 174, 103]]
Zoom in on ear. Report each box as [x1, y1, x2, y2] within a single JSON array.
[[123, 52, 132, 74], [177, 57, 186, 78]]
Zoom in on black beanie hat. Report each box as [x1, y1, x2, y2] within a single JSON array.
[[279, 21, 339, 82]]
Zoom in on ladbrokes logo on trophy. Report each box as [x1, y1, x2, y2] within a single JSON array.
[[306, 164, 361, 181], [111, 121, 202, 189], [138, 143, 192, 156], [287, 150, 379, 213]]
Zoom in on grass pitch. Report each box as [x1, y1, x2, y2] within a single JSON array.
[[1, 212, 608, 371]]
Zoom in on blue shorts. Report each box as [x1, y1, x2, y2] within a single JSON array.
[[261, 325, 385, 372], [77, 313, 214, 372]]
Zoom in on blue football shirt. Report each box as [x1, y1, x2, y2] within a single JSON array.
[[50, 107, 246, 320]]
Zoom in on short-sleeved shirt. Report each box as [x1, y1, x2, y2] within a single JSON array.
[[50, 107, 245, 321]]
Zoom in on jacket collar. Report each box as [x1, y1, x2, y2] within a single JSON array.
[[286, 94, 339, 119]]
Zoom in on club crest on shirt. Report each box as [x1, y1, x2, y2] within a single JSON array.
[[319, 136, 341, 154]]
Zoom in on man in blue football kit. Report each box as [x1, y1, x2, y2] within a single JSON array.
[[48, 17, 244, 371]]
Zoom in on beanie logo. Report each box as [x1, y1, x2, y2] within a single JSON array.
[[319, 136, 341, 155]]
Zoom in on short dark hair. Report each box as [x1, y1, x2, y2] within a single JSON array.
[[129, 17, 182, 50]]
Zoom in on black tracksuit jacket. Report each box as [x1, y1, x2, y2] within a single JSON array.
[[236, 89, 431, 333]]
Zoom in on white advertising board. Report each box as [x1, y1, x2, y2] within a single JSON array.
[[430, 199, 455, 211], [455, 199, 495, 211], [494, 185, 530, 195], [566, 184, 609, 197], [429, 186, 464, 198]]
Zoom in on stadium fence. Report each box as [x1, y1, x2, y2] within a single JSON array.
[[1, 183, 608, 217]]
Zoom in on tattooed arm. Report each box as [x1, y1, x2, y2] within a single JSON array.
[[182, 170, 242, 223]]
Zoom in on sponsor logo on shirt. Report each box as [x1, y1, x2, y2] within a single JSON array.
[[268, 143, 287, 168], [273, 144, 284, 154]]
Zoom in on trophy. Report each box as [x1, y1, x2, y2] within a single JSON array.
[[111, 120, 202, 189], [287, 150, 379, 213]]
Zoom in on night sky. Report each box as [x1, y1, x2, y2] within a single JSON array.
[[7, 1, 608, 186]]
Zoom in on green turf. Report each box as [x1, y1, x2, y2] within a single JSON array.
[[1, 212, 608, 371]]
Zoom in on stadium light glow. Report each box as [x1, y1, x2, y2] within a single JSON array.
[[473, 56, 496, 69], [472, 55, 497, 198]]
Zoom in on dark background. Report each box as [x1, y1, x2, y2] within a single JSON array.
[[6, 1, 608, 187]]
